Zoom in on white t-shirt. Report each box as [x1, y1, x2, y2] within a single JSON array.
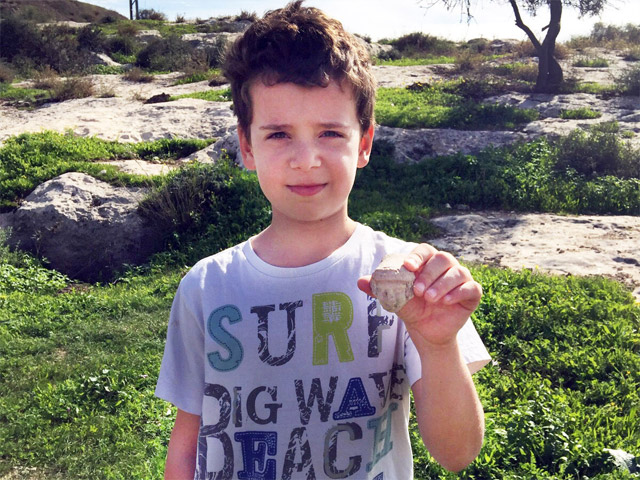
[[156, 224, 490, 479]]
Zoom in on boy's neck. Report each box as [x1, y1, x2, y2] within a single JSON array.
[[250, 214, 358, 268]]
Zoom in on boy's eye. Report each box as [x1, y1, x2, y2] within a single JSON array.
[[267, 132, 287, 139], [321, 131, 343, 138]]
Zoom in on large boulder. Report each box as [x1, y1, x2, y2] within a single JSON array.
[[7, 172, 163, 282]]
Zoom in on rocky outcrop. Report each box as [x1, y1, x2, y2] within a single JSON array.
[[6, 172, 163, 282], [181, 32, 243, 49], [374, 125, 529, 163], [184, 125, 241, 165]]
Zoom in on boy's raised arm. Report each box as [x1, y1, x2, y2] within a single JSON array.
[[358, 243, 485, 472]]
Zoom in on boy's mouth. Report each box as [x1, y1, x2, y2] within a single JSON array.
[[287, 183, 327, 196]]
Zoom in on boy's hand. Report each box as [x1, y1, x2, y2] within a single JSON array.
[[358, 244, 482, 349]]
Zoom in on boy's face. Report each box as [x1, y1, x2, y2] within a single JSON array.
[[238, 79, 374, 227]]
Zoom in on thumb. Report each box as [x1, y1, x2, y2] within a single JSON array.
[[357, 275, 373, 296]]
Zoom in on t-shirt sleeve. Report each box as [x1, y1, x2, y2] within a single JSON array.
[[404, 318, 491, 387], [155, 277, 205, 415]]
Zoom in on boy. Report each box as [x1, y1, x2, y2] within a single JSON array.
[[155, 2, 491, 478]]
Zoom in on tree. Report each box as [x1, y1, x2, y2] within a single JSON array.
[[422, 0, 612, 92]]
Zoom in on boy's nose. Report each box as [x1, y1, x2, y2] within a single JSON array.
[[290, 142, 321, 170]]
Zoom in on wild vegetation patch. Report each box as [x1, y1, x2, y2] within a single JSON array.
[[1, 179, 638, 478], [0, 131, 212, 210], [573, 56, 610, 68], [559, 107, 602, 120], [375, 82, 539, 130]]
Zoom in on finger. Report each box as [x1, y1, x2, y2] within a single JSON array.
[[413, 251, 459, 297], [357, 275, 373, 296], [403, 243, 437, 272], [421, 265, 472, 302], [442, 280, 483, 311]]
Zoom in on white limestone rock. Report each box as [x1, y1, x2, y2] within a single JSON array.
[[370, 253, 415, 312]]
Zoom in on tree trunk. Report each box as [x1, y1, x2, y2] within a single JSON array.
[[536, 0, 563, 92], [508, 0, 564, 93]]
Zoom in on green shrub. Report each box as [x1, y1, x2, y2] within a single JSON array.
[[491, 61, 539, 83], [139, 159, 271, 254], [76, 25, 107, 53], [139, 9, 167, 21], [354, 133, 640, 215], [124, 66, 154, 83], [387, 32, 456, 58], [0, 62, 15, 84], [0, 15, 39, 66], [236, 10, 258, 22], [559, 107, 602, 119], [454, 50, 486, 73], [49, 77, 95, 102], [615, 64, 640, 96], [623, 47, 640, 61], [0, 16, 95, 74], [554, 123, 640, 178], [573, 56, 610, 68], [135, 35, 194, 72]]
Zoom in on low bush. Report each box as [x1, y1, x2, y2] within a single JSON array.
[[124, 67, 154, 83], [236, 10, 258, 22], [385, 32, 456, 58], [573, 56, 610, 68], [454, 51, 486, 73], [554, 122, 639, 178], [490, 61, 539, 83], [49, 77, 95, 102], [32, 66, 61, 90], [135, 35, 195, 72], [139, 9, 167, 21], [615, 64, 640, 96], [0, 62, 15, 84], [76, 25, 107, 53], [559, 107, 602, 119], [623, 47, 640, 61], [139, 159, 271, 255]]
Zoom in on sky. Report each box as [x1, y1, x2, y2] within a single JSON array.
[[90, 0, 633, 43]]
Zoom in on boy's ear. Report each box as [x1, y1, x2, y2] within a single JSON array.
[[237, 125, 256, 170], [357, 124, 375, 168]]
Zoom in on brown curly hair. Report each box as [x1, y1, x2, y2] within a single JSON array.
[[222, 0, 376, 140]]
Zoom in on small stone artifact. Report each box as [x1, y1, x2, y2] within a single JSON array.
[[370, 253, 415, 312]]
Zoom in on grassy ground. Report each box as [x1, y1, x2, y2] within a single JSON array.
[[0, 131, 639, 478]]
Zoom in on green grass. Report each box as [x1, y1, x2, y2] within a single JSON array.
[[172, 68, 221, 85], [573, 57, 610, 68], [0, 83, 51, 104], [169, 88, 232, 102], [0, 131, 213, 210], [356, 134, 640, 215], [375, 83, 539, 130], [1, 229, 637, 479], [1, 115, 639, 478], [375, 56, 455, 66], [559, 107, 603, 119]]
